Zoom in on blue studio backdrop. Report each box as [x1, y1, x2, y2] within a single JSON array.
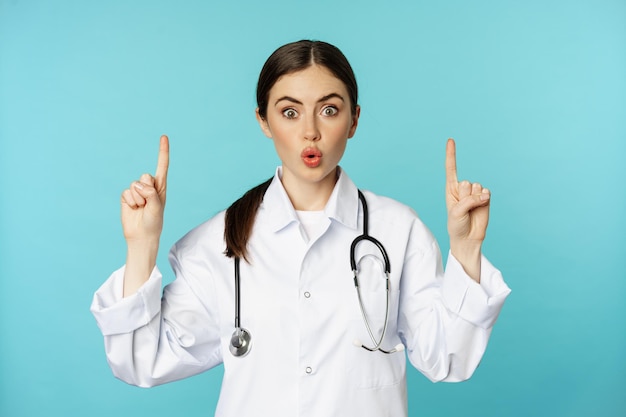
[[1, 1, 624, 416]]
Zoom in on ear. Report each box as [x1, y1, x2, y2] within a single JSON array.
[[255, 108, 273, 138], [347, 105, 361, 139]]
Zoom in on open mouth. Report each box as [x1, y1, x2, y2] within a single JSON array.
[[301, 147, 322, 167]]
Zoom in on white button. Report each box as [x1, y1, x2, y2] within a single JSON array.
[[304, 291, 311, 298], [305, 367, 313, 374]]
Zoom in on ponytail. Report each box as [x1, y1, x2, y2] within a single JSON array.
[[224, 178, 273, 262]]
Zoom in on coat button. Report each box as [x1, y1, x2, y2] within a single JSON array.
[[305, 367, 313, 374], [304, 291, 311, 298]]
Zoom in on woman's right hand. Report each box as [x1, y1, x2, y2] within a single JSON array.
[[120, 135, 169, 297], [121, 135, 169, 244]]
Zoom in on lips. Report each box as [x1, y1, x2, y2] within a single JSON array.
[[301, 147, 322, 168]]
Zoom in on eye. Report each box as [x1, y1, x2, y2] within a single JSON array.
[[282, 108, 298, 119], [322, 106, 338, 117]]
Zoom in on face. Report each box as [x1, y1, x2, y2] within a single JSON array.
[[256, 64, 360, 197]]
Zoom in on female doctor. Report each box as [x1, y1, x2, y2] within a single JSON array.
[[91, 40, 510, 417]]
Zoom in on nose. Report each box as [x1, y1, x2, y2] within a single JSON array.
[[303, 115, 320, 141]]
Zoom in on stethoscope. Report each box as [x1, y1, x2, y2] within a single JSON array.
[[229, 190, 404, 357]]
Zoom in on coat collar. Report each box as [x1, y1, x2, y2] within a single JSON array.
[[261, 166, 359, 233]]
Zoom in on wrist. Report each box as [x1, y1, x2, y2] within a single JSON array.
[[124, 239, 160, 297], [126, 238, 160, 257], [450, 239, 481, 258], [450, 240, 482, 283]]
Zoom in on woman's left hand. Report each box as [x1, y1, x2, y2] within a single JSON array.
[[445, 138, 491, 281]]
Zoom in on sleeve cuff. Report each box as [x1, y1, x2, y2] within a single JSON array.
[[442, 252, 511, 329], [90, 265, 163, 336]]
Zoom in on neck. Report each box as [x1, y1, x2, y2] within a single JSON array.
[[281, 167, 338, 211]]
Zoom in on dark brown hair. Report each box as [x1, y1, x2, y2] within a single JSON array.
[[224, 40, 359, 261]]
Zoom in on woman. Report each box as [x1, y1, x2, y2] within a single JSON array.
[[91, 40, 510, 416]]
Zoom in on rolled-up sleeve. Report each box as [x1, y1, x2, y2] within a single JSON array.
[[91, 266, 163, 336], [398, 219, 511, 383], [442, 252, 511, 329], [90, 248, 223, 387]]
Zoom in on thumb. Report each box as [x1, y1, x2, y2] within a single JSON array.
[[451, 190, 490, 216], [132, 180, 162, 208]]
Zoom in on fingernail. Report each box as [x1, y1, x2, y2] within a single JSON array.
[[133, 182, 144, 190], [480, 193, 490, 201]]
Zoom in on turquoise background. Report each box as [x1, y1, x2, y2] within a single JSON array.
[[1, 0, 624, 416]]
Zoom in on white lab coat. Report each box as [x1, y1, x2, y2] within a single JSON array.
[[91, 167, 511, 417]]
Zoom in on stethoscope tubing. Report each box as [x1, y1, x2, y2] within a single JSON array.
[[230, 190, 399, 357], [351, 190, 393, 353], [230, 257, 252, 357], [234, 257, 241, 329]]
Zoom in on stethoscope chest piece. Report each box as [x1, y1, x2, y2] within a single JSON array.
[[229, 327, 252, 357], [231, 257, 253, 357]]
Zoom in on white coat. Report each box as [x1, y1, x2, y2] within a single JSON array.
[[91, 167, 511, 417]]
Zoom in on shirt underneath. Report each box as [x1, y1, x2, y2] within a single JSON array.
[[295, 210, 326, 242]]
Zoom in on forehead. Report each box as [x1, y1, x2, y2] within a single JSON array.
[[269, 65, 349, 100]]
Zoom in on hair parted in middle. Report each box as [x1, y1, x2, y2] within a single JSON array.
[[256, 40, 359, 119]]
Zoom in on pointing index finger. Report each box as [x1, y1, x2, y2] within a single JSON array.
[[155, 135, 169, 184], [445, 138, 458, 186]]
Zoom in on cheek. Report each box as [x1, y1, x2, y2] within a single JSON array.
[[327, 119, 354, 139], [268, 126, 297, 158], [270, 126, 293, 147]]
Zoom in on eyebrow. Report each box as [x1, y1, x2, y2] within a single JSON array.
[[274, 93, 345, 106]]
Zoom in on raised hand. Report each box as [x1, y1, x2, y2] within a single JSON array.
[[120, 135, 169, 244], [445, 138, 490, 281], [120, 135, 169, 297]]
